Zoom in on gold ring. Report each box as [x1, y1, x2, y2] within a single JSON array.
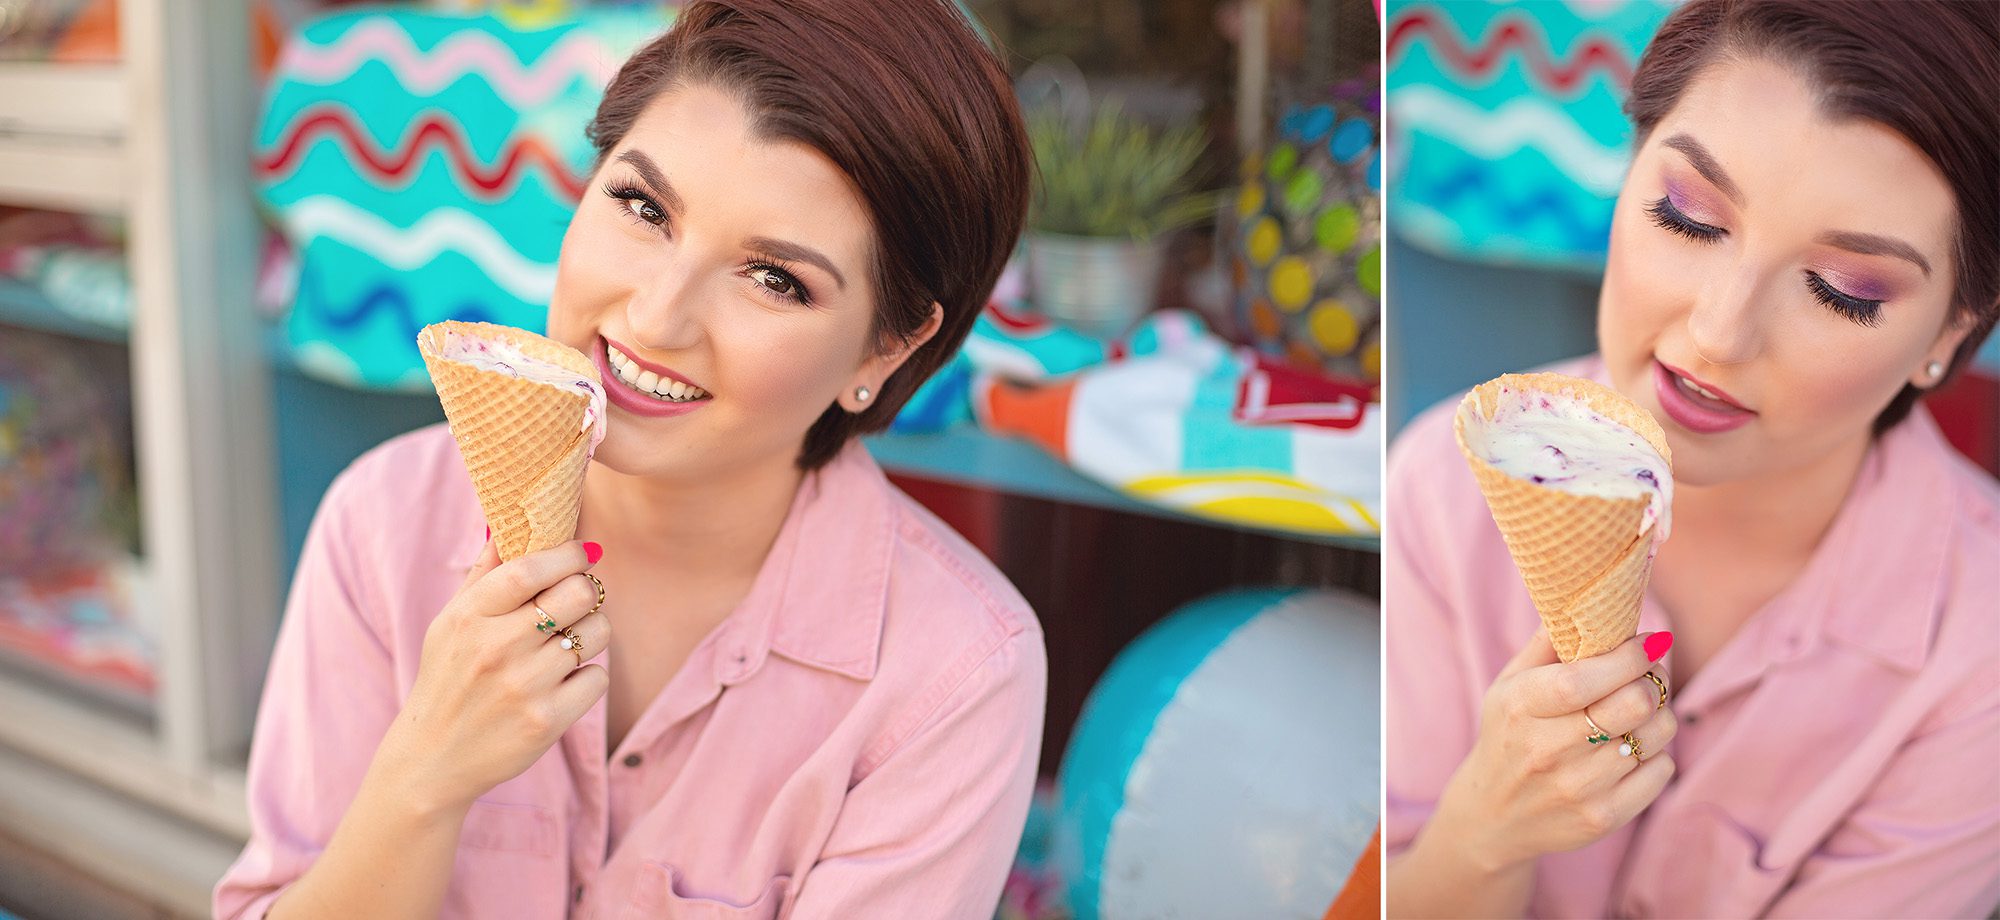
[[533, 603, 558, 634], [559, 626, 584, 657], [1620, 732, 1646, 760], [583, 573, 606, 615], [1642, 671, 1669, 711], [1583, 712, 1612, 746]]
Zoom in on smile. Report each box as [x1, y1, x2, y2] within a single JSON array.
[[604, 340, 710, 403]]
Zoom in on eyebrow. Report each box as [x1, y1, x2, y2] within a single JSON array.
[[745, 236, 847, 290], [1817, 229, 1933, 277], [1661, 133, 1744, 206]]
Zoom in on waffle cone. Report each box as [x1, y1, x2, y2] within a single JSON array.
[[1453, 373, 1672, 661], [418, 322, 598, 562]]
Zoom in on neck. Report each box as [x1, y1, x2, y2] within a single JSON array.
[[576, 452, 806, 586], [1662, 431, 1872, 570]]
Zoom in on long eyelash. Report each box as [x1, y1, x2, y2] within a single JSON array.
[[602, 181, 665, 230], [1645, 196, 1724, 242], [748, 258, 813, 306], [1806, 272, 1882, 328]]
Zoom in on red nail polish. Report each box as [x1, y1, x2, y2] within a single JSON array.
[[1645, 631, 1674, 662], [483, 525, 490, 541], [583, 542, 604, 564]]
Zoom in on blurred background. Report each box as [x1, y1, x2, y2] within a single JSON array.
[[1382, 0, 2000, 477], [0, 0, 1380, 917]]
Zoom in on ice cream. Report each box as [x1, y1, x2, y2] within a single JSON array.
[[1458, 380, 1673, 544], [417, 321, 606, 561], [1453, 373, 1674, 661]]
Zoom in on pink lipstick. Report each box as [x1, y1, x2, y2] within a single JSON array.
[[595, 335, 710, 419], [1652, 359, 1755, 434]]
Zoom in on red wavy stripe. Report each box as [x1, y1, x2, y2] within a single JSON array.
[[256, 106, 588, 201], [1387, 8, 1634, 94]]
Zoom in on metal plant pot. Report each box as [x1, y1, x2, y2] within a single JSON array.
[[1025, 231, 1166, 340]]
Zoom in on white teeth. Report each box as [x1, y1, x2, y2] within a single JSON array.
[[604, 341, 711, 402]]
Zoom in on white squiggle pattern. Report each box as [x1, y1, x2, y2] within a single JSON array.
[[279, 20, 619, 108], [1388, 85, 1631, 195], [1490, 0, 1675, 20], [284, 195, 556, 302]]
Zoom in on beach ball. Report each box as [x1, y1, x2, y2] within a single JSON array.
[[1055, 588, 1380, 919]]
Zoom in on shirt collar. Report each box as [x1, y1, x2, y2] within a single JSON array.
[[1808, 407, 1958, 672], [715, 440, 894, 683]]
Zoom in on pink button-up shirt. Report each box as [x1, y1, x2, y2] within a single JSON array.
[[1386, 356, 2000, 919], [213, 424, 1047, 919]]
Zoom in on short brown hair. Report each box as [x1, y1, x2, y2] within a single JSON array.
[[584, 0, 1031, 468], [1624, 0, 2000, 434]]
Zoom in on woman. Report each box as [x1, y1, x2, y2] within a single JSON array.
[[1385, 2, 1998, 917], [213, 1, 1044, 917]]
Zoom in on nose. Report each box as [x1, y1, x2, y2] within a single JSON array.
[[1684, 260, 1769, 366], [621, 255, 707, 353]]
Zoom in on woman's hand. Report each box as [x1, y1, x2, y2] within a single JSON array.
[[379, 537, 611, 815], [1428, 629, 1678, 873]]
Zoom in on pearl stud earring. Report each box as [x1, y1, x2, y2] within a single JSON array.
[[1926, 361, 1945, 379], [855, 386, 871, 402]]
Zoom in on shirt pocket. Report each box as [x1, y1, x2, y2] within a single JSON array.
[[1625, 803, 1793, 918], [624, 862, 789, 920]]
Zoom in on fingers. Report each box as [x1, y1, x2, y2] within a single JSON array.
[[1582, 675, 1661, 736], [1601, 751, 1676, 832], [464, 541, 599, 616], [1627, 703, 1680, 756], [1497, 626, 1558, 680], [546, 661, 611, 726], [525, 573, 605, 632], [459, 533, 503, 591], [1517, 631, 1667, 719], [540, 608, 611, 668]]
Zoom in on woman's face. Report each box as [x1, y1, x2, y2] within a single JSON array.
[[547, 81, 930, 483], [1599, 55, 1970, 488]]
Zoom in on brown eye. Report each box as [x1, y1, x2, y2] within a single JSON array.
[[753, 268, 794, 296], [630, 199, 664, 225]]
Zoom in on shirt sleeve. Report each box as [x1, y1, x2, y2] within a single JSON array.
[[1383, 408, 1486, 858], [786, 626, 1047, 919], [212, 465, 404, 920], [1764, 698, 2000, 919]]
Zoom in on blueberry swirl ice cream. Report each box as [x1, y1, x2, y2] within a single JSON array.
[[1460, 383, 1674, 543]]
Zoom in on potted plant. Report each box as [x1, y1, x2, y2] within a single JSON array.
[[1025, 100, 1216, 339]]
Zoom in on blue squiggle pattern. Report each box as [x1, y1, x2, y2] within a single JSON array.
[[301, 262, 504, 341], [1418, 162, 1611, 252]]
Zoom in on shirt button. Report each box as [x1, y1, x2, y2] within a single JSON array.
[[623, 753, 643, 768], [574, 884, 585, 904]]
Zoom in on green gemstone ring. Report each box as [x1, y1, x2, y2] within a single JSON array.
[[1584, 712, 1613, 746]]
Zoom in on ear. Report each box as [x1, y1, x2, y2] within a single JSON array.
[[841, 302, 945, 412], [1911, 308, 1975, 389]]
